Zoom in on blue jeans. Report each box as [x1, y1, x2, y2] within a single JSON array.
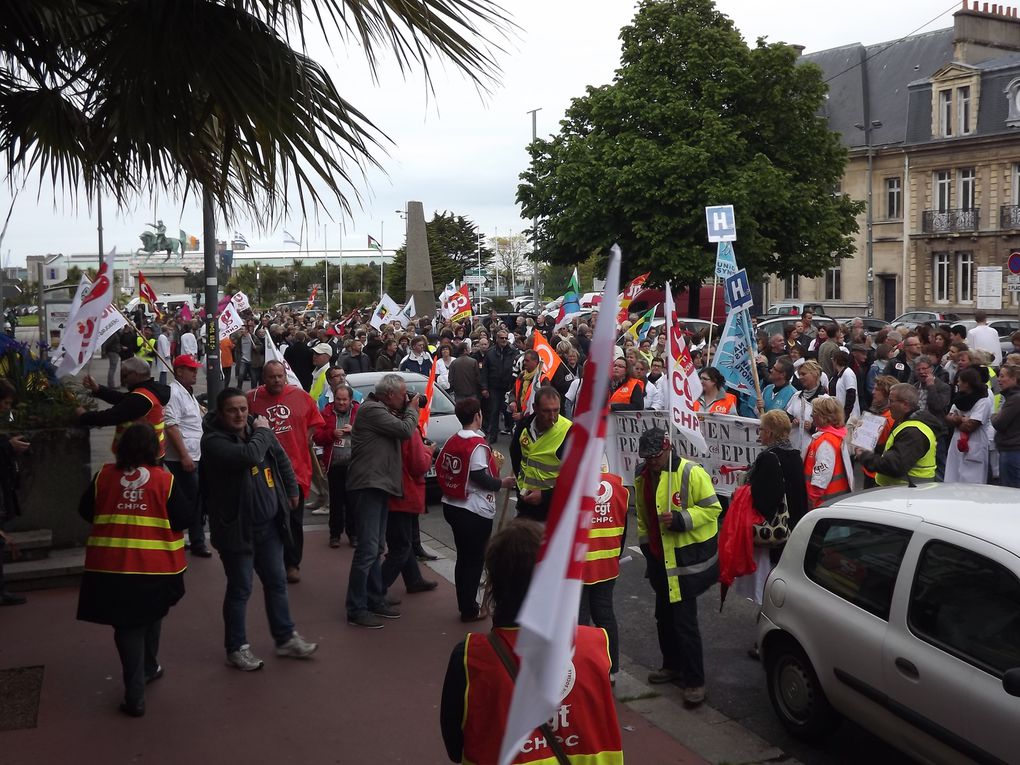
[[219, 521, 295, 652], [1000, 450, 1020, 489], [345, 488, 389, 617]]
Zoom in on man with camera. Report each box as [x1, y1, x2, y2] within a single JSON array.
[[345, 374, 422, 629]]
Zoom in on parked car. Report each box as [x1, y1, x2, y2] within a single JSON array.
[[954, 318, 1020, 360], [344, 371, 459, 496], [858, 318, 890, 334], [762, 302, 827, 318], [626, 285, 726, 322], [580, 291, 603, 309], [890, 310, 961, 329], [754, 316, 835, 339], [758, 484, 1020, 764]]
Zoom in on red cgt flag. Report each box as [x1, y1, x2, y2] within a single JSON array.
[[617, 271, 650, 324], [138, 271, 163, 320]]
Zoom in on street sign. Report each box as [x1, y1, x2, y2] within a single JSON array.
[[464, 276, 486, 285], [1008, 284, 1020, 292], [705, 205, 737, 243], [1007, 275, 1020, 285], [724, 268, 753, 312], [1009, 251, 1020, 274], [43, 255, 66, 287]]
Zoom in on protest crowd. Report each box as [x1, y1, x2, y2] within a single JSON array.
[[3, 253, 1020, 763]]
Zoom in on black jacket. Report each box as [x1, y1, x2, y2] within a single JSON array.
[[284, 342, 314, 390], [749, 445, 809, 529], [199, 412, 299, 554], [859, 409, 945, 481], [78, 379, 172, 430], [482, 344, 518, 392], [342, 352, 373, 375]]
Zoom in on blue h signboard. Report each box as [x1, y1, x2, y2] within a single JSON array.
[[705, 205, 737, 243], [724, 269, 753, 312]]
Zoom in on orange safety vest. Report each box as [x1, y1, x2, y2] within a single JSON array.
[[862, 409, 896, 479], [84, 464, 185, 575], [692, 392, 737, 414], [112, 386, 166, 459], [803, 429, 851, 500], [583, 473, 629, 585], [608, 377, 645, 406], [462, 626, 623, 765]]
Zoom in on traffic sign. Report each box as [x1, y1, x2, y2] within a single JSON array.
[[1008, 275, 1020, 285], [464, 275, 486, 285], [1008, 284, 1020, 292], [1010, 251, 1020, 275], [724, 268, 753, 312], [705, 205, 737, 243]]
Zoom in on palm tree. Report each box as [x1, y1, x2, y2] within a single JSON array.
[[1, 0, 512, 394], [0, 0, 511, 216]]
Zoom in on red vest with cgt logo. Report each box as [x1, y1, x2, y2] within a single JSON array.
[[583, 473, 629, 585], [437, 433, 498, 500]]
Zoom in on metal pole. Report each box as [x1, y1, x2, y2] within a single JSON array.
[[528, 108, 541, 307], [97, 194, 105, 271], [202, 187, 222, 401], [37, 261, 45, 348], [256, 262, 261, 306], [324, 225, 329, 317], [476, 232, 482, 312], [338, 237, 344, 316], [865, 139, 875, 317]]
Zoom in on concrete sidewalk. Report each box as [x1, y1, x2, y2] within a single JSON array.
[[0, 525, 708, 764]]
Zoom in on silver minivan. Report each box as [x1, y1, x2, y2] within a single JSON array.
[[758, 484, 1020, 764]]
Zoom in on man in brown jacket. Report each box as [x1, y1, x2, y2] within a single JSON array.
[[447, 343, 481, 402]]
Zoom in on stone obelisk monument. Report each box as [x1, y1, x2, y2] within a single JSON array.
[[404, 200, 435, 319]]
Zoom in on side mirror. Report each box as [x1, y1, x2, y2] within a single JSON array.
[[1003, 668, 1020, 698]]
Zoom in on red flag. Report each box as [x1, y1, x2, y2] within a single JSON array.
[[530, 329, 562, 382], [442, 284, 472, 321], [617, 271, 650, 324], [306, 286, 319, 311], [179, 303, 193, 322], [418, 355, 438, 437], [498, 246, 623, 765], [138, 271, 163, 320]]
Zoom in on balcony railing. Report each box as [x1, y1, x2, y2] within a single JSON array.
[[922, 208, 979, 234], [1001, 205, 1020, 229]]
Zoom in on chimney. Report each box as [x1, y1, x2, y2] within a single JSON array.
[[954, 2, 1020, 63]]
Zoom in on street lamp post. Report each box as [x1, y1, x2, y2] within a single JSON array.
[[527, 107, 541, 307], [855, 118, 882, 318]]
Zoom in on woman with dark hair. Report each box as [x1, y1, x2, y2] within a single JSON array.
[[945, 367, 992, 484], [77, 423, 193, 717], [694, 366, 737, 414], [437, 397, 515, 623], [608, 357, 645, 411], [439, 520, 622, 764]]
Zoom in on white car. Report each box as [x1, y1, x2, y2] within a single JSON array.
[[758, 485, 1020, 764]]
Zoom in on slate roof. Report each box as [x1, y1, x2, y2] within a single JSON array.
[[801, 28, 955, 148]]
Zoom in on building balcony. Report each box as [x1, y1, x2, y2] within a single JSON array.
[[1000, 205, 1020, 230], [921, 208, 979, 234]]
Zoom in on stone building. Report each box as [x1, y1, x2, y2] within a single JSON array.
[[774, 1, 1020, 320]]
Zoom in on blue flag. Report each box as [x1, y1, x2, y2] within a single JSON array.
[[715, 241, 738, 279], [715, 306, 756, 394]]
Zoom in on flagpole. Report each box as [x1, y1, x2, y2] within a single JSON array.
[[706, 273, 719, 354], [338, 236, 344, 317], [323, 225, 329, 318], [664, 282, 674, 520]]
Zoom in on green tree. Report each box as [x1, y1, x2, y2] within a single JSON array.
[[517, 0, 861, 306]]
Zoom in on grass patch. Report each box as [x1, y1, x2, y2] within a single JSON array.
[[15, 315, 38, 327]]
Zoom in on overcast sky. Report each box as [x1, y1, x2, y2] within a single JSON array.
[[0, 0, 962, 266]]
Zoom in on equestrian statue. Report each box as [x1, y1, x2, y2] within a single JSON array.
[[138, 219, 188, 262]]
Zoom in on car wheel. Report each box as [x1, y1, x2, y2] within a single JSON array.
[[764, 636, 840, 741]]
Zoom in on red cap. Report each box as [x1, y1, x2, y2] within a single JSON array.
[[172, 354, 201, 369]]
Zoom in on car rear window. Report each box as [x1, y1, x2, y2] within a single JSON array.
[[803, 519, 912, 621], [908, 541, 1020, 677]]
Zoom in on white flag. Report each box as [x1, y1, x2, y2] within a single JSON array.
[[231, 291, 251, 313], [498, 246, 622, 765], [262, 333, 301, 388], [439, 280, 457, 303], [665, 283, 708, 454], [218, 302, 244, 340], [370, 293, 402, 330], [397, 295, 416, 327], [55, 262, 118, 378]]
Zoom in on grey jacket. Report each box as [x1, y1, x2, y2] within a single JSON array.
[[346, 396, 419, 496], [993, 387, 1020, 451], [199, 412, 298, 554]]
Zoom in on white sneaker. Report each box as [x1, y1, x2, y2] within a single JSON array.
[[276, 632, 318, 659], [226, 644, 264, 671], [309, 507, 329, 515]]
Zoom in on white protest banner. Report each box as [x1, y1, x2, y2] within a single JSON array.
[[370, 293, 402, 330], [54, 263, 117, 378], [231, 291, 251, 313], [218, 302, 244, 340], [92, 304, 129, 351], [606, 410, 762, 496]]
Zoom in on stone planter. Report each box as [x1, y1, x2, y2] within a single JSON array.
[[10, 427, 92, 547]]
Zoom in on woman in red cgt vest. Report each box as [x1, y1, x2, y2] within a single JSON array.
[[77, 423, 193, 718], [440, 520, 623, 764]]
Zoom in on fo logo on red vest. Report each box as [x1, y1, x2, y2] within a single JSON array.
[[442, 453, 462, 472]]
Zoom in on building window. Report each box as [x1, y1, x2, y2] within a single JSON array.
[[825, 265, 841, 301], [958, 168, 976, 211], [935, 170, 952, 212], [1014, 163, 1020, 206], [886, 177, 902, 219], [934, 252, 951, 302], [939, 90, 953, 137], [785, 274, 799, 300], [957, 252, 973, 302], [958, 86, 971, 135]]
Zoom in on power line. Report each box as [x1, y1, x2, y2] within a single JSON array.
[[823, 0, 963, 84]]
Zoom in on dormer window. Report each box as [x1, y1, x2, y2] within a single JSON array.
[[958, 86, 971, 134], [1006, 77, 1020, 128]]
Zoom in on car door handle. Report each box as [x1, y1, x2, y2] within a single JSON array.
[[895, 657, 919, 679]]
